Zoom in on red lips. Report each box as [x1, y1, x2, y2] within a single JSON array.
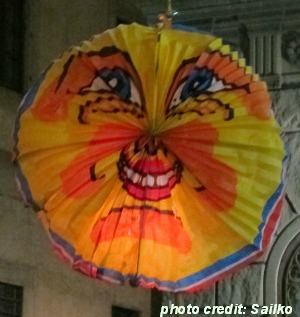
[[117, 140, 182, 201]]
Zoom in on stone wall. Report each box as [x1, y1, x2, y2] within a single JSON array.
[[23, 0, 145, 91]]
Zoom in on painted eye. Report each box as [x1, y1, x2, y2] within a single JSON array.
[[99, 69, 131, 100], [181, 68, 213, 100], [168, 67, 227, 110], [82, 68, 142, 106]]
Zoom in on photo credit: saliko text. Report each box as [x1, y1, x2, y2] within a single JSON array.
[[160, 303, 293, 316]]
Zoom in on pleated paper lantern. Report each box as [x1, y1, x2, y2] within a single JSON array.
[[14, 23, 285, 292]]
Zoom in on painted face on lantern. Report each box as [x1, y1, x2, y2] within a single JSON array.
[[16, 24, 280, 292], [55, 47, 236, 202], [34, 44, 241, 245]]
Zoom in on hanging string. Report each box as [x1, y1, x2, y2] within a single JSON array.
[[157, 0, 173, 30]]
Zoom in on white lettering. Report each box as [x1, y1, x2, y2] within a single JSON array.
[[251, 304, 260, 314], [285, 306, 292, 315], [169, 303, 178, 314], [204, 306, 211, 314], [224, 304, 233, 314], [216, 306, 224, 314], [160, 303, 292, 315], [178, 306, 185, 314], [159, 305, 168, 317], [192, 306, 200, 314], [186, 304, 193, 314]]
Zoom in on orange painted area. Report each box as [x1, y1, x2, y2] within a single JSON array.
[[90, 207, 192, 254], [225, 67, 245, 84], [88, 52, 142, 95], [32, 49, 143, 122], [199, 51, 272, 120], [217, 60, 239, 79], [32, 56, 96, 121], [243, 90, 271, 119], [235, 74, 252, 86], [206, 51, 224, 70], [161, 120, 237, 211], [196, 52, 212, 68], [214, 55, 232, 73], [61, 123, 143, 198]]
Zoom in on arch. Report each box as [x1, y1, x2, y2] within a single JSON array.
[[264, 216, 300, 314]]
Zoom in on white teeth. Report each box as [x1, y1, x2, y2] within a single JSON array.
[[126, 168, 134, 179], [146, 175, 155, 187], [124, 166, 174, 188], [166, 170, 174, 178], [132, 173, 140, 184], [142, 176, 147, 187], [156, 175, 168, 187], [126, 168, 141, 184]]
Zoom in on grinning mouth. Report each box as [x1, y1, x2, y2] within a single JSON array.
[[117, 139, 183, 201]]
